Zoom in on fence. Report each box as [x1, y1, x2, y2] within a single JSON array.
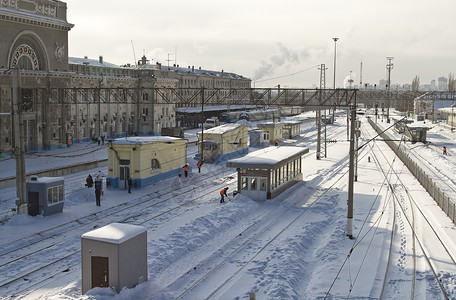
[[368, 117, 456, 224]]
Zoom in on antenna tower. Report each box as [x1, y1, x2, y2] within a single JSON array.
[[386, 57, 394, 90], [359, 56, 363, 88]]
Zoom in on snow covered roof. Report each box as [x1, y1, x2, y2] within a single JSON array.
[[257, 122, 284, 128], [282, 120, 302, 126], [81, 223, 147, 244], [177, 105, 256, 114], [136, 64, 249, 80], [27, 176, 64, 183], [437, 106, 456, 114], [226, 146, 309, 169], [110, 136, 184, 145], [406, 123, 431, 129], [201, 123, 246, 135], [69, 57, 120, 69], [202, 139, 220, 144]]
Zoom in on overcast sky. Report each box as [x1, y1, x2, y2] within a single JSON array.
[[67, 0, 456, 89]]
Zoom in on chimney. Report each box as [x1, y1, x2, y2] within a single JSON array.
[[99, 56, 103, 64]]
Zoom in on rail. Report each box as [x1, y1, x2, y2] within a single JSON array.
[[368, 117, 456, 225]]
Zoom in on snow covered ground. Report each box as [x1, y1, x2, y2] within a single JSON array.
[[1, 111, 456, 299]]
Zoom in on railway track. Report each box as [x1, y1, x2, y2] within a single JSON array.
[[165, 141, 352, 298], [363, 120, 456, 299], [0, 116, 350, 298], [0, 165, 236, 298]]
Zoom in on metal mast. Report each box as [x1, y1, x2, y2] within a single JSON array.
[[386, 57, 394, 123], [359, 56, 363, 88], [317, 64, 327, 159], [332, 37, 339, 89]]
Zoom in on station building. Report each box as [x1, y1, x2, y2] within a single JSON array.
[[106, 136, 187, 189], [257, 122, 284, 144], [282, 121, 302, 139], [405, 123, 429, 143], [0, 1, 250, 154], [226, 146, 309, 200], [249, 129, 268, 148], [197, 123, 248, 163]]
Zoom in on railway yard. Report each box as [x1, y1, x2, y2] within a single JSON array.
[[1, 111, 456, 299]]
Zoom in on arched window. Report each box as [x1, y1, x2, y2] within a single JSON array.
[[11, 44, 40, 70], [151, 159, 160, 170]]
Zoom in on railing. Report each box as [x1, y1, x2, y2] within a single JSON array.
[[368, 117, 455, 224]]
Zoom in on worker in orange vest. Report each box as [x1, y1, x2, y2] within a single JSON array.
[[197, 161, 202, 173], [220, 187, 229, 203], [183, 164, 189, 177], [274, 138, 279, 146]]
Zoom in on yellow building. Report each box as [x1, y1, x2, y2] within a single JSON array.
[[197, 123, 248, 163], [257, 122, 284, 144], [106, 136, 187, 189]]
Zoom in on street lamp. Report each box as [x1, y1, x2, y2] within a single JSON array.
[[332, 37, 339, 89]]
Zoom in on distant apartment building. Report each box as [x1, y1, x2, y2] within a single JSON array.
[[438, 77, 448, 91]]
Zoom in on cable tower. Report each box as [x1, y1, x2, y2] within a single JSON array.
[[359, 56, 363, 88], [317, 64, 327, 159], [386, 57, 394, 122]]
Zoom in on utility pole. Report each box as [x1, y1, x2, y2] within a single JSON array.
[[332, 37, 339, 89], [386, 57, 394, 123], [316, 90, 321, 160], [332, 38, 339, 126], [12, 68, 27, 214], [354, 119, 360, 182], [200, 88, 205, 164], [359, 56, 363, 89], [317, 64, 327, 159], [347, 106, 356, 239]]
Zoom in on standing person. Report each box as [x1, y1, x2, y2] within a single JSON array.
[[97, 136, 101, 145], [197, 160, 202, 173], [86, 174, 93, 188], [443, 146, 447, 155], [183, 164, 189, 177], [220, 187, 229, 203], [95, 187, 101, 206], [274, 138, 279, 146], [128, 177, 133, 193], [101, 134, 105, 145]]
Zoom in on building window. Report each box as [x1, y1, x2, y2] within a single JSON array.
[[151, 159, 160, 170], [47, 185, 64, 205], [203, 143, 217, 151], [11, 44, 40, 70], [250, 177, 257, 190], [242, 177, 248, 190]]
